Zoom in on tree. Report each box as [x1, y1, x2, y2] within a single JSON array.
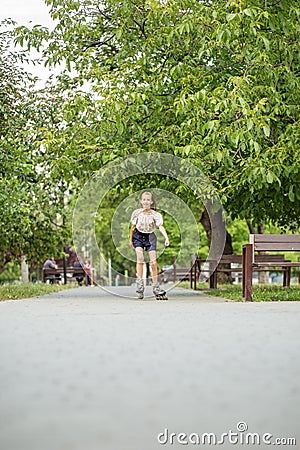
[[14, 0, 300, 229], [11, 0, 300, 281], [0, 21, 72, 270]]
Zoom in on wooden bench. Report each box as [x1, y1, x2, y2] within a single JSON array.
[[158, 266, 191, 284], [242, 234, 300, 301], [42, 267, 86, 284], [192, 255, 242, 289], [192, 254, 290, 290]]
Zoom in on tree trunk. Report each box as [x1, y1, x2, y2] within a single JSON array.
[[21, 254, 29, 283], [199, 207, 233, 284]]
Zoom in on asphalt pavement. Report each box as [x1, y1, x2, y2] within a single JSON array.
[[0, 285, 299, 450]]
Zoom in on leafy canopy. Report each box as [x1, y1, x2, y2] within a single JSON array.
[[0, 21, 72, 267], [13, 0, 300, 230]]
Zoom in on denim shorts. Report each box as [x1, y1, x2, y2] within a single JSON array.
[[132, 229, 157, 252]]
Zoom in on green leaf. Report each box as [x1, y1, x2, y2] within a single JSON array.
[[243, 9, 252, 17], [288, 189, 295, 202], [263, 126, 270, 137], [216, 151, 223, 162], [262, 36, 270, 50], [227, 13, 236, 22], [247, 120, 253, 131]]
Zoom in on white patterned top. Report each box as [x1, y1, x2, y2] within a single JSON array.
[[131, 209, 163, 233]]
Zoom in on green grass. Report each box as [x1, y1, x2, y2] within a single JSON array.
[[208, 285, 300, 302], [177, 282, 300, 302], [0, 283, 76, 301], [2, 282, 300, 302]]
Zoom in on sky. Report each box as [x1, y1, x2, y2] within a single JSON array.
[[1, 0, 58, 84], [1, 0, 54, 28]]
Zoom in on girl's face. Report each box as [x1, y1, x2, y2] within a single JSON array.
[[140, 193, 152, 210]]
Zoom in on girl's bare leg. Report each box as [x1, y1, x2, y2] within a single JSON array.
[[148, 250, 158, 284], [135, 247, 144, 279]]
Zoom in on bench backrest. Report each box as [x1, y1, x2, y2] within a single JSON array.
[[197, 254, 286, 265], [43, 267, 85, 274], [219, 255, 242, 264], [250, 234, 300, 252], [255, 254, 286, 262]]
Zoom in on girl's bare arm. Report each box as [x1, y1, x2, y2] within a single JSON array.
[[158, 225, 170, 246], [129, 224, 136, 247]]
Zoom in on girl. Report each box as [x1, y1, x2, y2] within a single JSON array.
[[129, 191, 169, 300]]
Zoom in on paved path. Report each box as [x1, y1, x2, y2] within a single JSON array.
[[0, 285, 299, 450]]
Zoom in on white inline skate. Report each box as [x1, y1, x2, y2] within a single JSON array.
[[152, 283, 168, 301], [136, 279, 144, 299]]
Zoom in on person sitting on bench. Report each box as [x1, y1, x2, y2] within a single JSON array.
[[73, 260, 85, 286], [43, 258, 60, 284]]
